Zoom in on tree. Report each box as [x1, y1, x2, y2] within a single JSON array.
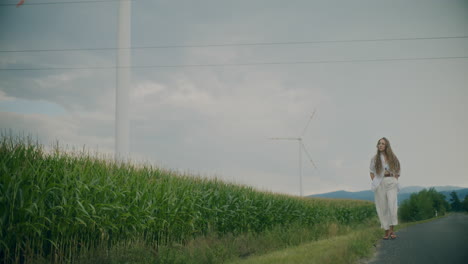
[[398, 188, 449, 222], [462, 195, 468, 212], [428, 188, 449, 216], [449, 191, 462, 212]]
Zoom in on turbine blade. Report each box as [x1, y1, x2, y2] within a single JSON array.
[[300, 109, 316, 138], [301, 142, 317, 169], [269, 137, 300, 141]]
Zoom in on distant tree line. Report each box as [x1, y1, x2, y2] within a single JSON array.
[[399, 188, 468, 222], [449, 191, 468, 212]]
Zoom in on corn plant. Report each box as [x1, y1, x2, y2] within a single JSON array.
[[0, 133, 375, 263]]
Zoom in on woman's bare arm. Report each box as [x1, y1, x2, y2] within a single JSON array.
[[370, 173, 375, 180]]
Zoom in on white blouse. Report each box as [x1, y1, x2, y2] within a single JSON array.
[[369, 154, 401, 192]]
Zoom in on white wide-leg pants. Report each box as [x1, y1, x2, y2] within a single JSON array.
[[374, 177, 399, 230]]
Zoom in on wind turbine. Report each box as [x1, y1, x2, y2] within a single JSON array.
[[270, 109, 317, 197], [17, 0, 131, 162], [115, 0, 131, 161]]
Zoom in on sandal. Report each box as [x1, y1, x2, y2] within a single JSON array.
[[383, 231, 390, 240], [389, 232, 397, 239]]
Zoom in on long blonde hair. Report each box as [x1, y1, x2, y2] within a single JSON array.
[[374, 137, 400, 175]]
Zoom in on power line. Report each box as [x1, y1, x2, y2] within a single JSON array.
[[1, 36, 467, 53], [0, 0, 133, 7], [1, 55, 467, 71]]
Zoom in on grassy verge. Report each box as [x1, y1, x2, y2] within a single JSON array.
[[75, 219, 378, 264], [228, 225, 382, 264]]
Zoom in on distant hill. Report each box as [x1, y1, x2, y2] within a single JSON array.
[[439, 189, 468, 201], [399, 185, 466, 193], [308, 186, 468, 204]]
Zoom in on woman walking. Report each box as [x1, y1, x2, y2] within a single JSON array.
[[370, 137, 401, 240]]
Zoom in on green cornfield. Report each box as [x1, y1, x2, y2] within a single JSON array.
[[0, 134, 376, 263]]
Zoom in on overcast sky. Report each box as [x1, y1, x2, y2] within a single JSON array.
[[1, 0, 467, 196]]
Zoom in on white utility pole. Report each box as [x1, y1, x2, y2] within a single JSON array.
[[270, 109, 317, 197], [115, 0, 131, 161]]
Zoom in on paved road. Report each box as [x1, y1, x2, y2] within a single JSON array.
[[368, 213, 468, 264]]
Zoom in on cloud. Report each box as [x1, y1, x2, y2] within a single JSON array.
[[0, 111, 114, 155], [0, 90, 14, 101], [1, 0, 468, 196], [124, 62, 338, 195]]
